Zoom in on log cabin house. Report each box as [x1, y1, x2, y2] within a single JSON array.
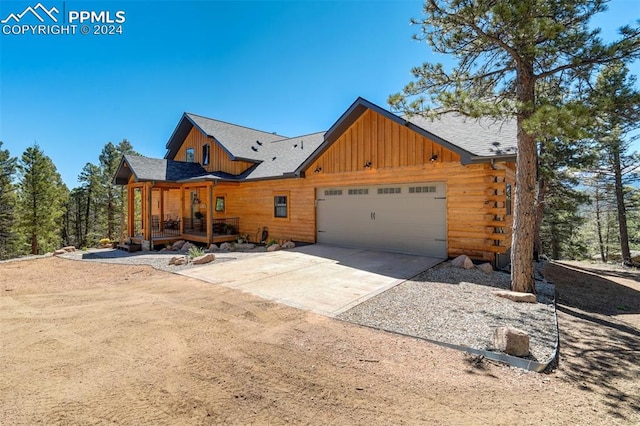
[[113, 97, 517, 266]]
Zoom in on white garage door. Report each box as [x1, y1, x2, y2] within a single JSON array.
[[316, 182, 447, 257]]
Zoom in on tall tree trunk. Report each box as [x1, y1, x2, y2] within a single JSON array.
[[31, 233, 38, 255], [31, 184, 38, 254], [534, 176, 546, 260], [595, 188, 607, 263], [510, 65, 536, 293], [533, 141, 546, 260], [550, 221, 560, 260], [612, 149, 632, 265], [83, 188, 91, 247], [107, 190, 114, 241]]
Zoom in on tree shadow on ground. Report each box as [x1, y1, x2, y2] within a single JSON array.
[[542, 262, 640, 421], [543, 262, 640, 316], [556, 261, 640, 283]]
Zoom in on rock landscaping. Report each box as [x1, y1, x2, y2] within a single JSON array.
[[339, 260, 557, 363]]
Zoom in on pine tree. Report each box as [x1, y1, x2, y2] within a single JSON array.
[[99, 139, 137, 241], [389, 0, 640, 292], [77, 162, 103, 247], [0, 142, 19, 259], [16, 144, 68, 254], [586, 61, 640, 265]]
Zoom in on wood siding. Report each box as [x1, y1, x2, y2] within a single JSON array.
[[309, 109, 460, 174], [215, 110, 512, 261], [128, 108, 514, 262], [174, 127, 254, 175]]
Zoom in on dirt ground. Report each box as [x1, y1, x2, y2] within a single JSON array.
[[1, 257, 638, 425]]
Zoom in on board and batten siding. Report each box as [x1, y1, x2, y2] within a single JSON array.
[[174, 127, 254, 176], [309, 108, 460, 174]]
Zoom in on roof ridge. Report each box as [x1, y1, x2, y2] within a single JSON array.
[[268, 130, 326, 144], [185, 112, 287, 138]]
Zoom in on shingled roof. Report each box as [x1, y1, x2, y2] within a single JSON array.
[[165, 113, 287, 161], [244, 132, 325, 180], [115, 97, 518, 185], [113, 155, 207, 184], [407, 113, 517, 158]]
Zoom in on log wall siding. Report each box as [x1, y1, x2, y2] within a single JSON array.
[[309, 109, 460, 174], [174, 127, 254, 175], [218, 161, 511, 261], [162, 189, 182, 218]]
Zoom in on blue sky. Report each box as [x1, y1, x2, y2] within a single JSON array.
[[1, 0, 638, 188]]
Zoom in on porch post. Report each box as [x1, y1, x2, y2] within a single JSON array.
[[207, 183, 213, 244], [128, 185, 134, 237], [146, 182, 154, 244], [180, 186, 185, 235]]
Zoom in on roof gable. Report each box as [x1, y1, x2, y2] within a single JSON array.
[[164, 113, 287, 162], [295, 97, 517, 174]]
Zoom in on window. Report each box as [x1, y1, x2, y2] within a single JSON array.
[[348, 188, 369, 195], [324, 189, 342, 196], [202, 144, 210, 165], [185, 148, 195, 163], [377, 187, 401, 194], [409, 186, 436, 193], [274, 196, 288, 218], [215, 196, 225, 212], [506, 184, 512, 216]]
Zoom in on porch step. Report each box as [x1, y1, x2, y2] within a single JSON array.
[[117, 243, 142, 253]]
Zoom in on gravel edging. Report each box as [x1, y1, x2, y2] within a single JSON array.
[[338, 262, 557, 364]]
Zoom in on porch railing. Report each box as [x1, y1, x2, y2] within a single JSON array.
[[151, 215, 181, 239], [183, 217, 207, 236], [133, 216, 240, 240], [212, 217, 239, 237]]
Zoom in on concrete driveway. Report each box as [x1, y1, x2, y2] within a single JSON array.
[[179, 244, 443, 316]]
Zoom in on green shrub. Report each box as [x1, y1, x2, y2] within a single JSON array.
[[188, 245, 205, 259]]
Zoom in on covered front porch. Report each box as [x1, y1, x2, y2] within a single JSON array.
[[127, 182, 240, 248]]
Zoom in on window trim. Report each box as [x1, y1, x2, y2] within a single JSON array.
[[506, 183, 512, 216], [185, 147, 195, 163], [202, 144, 210, 166], [215, 195, 225, 213], [273, 191, 290, 219]]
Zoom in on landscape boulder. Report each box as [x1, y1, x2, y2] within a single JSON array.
[[169, 256, 187, 266], [171, 240, 186, 250], [267, 244, 281, 252], [181, 242, 194, 252], [208, 244, 219, 252], [493, 327, 530, 357], [493, 290, 537, 303], [478, 263, 493, 274], [235, 243, 256, 250], [192, 253, 215, 265], [53, 249, 66, 256], [451, 255, 474, 269], [220, 242, 232, 251], [61, 246, 76, 252], [281, 241, 296, 249]]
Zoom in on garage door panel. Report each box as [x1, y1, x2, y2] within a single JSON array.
[[316, 182, 447, 257]]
